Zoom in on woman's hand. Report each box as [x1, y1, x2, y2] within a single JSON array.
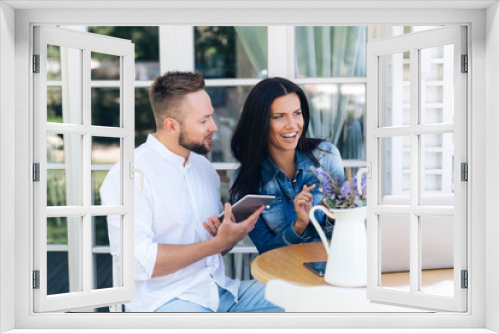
[[293, 184, 315, 236]]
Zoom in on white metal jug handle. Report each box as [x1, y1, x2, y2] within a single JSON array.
[[309, 205, 333, 256], [356, 162, 371, 195], [129, 162, 144, 194]]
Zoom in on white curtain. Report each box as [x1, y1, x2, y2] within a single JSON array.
[[235, 26, 367, 160], [296, 26, 366, 161], [234, 26, 267, 78]]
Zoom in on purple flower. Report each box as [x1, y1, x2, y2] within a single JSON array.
[[314, 167, 329, 183], [313, 167, 367, 209], [358, 174, 367, 191], [352, 174, 367, 193], [340, 181, 353, 198], [313, 167, 334, 193]]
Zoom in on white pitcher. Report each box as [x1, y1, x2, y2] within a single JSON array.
[[309, 205, 367, 287]]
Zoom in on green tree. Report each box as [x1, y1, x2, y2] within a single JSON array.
[[195, 26, 236, 78], [88, 27, 158, 147], [88, 26, 159, 61]]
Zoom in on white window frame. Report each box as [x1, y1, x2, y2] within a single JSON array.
[[366, 26, 467, 311], [2, 2, 499, 333], [33, 25, 136, 312]]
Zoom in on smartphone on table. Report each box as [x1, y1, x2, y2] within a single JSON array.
[[303, 261, 327, 276]]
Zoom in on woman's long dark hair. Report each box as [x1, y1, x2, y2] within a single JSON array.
[[230, 77, 324, 203]]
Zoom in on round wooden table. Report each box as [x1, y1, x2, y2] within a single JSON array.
[[251, 242, 328, 286], [251, 241, 454, 288]]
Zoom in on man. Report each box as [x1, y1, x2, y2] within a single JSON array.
[[100, 71, 282, 313]]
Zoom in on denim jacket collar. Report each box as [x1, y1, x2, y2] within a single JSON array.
[[260, 150, 313, 186]]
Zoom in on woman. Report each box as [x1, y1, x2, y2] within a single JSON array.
[[229, 77, 344, 254]]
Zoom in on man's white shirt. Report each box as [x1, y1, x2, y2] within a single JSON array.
[[100, 134, 240, 312]]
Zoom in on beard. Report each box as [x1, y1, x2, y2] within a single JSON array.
[[178, 130, 211, 155]]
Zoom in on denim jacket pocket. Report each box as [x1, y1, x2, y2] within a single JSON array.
[[261, 196, 285, 233]]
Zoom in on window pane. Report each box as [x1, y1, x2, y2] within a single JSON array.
[[91, 137, 120, 206], [91, 88, 120, 127], [93, 215, 110, 247], [47, 44, 62, 81], [420, 44, 454, 124], [88, 26, 160, 81], [368, 26, 441, 40], [47, 217, 83, 295], [92, 171, 113, 206], [195, 26, 267, 79], [47, 45, 83, 125], [47, 86, 63, 123], [380, 136, 410, 200], [47, 133, 65, 163], [379, 51, 410, 127], [420, 133, 454, 199], [205, 86, 253, 163], [379, 214, 410, 291], [92, 215, 118, 290], [92, 137, 120, 164], [135, 87, 155, 147], [303, 83, 366, 161], [101, 215, 122, 289], [295, 26, 366, 78], [420, 215, 454, 296], [91, 52, 120, 81], [47, 133, 82, 207]]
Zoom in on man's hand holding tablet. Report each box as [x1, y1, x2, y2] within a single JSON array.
[[218, 194, 275, 221], [203, 200, 268, 255], [202, 195, 275, 248]]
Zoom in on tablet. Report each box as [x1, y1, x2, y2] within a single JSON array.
[[218, 194, 275, 222]]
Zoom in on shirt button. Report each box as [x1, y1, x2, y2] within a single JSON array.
[[292, 179, 297, 182]]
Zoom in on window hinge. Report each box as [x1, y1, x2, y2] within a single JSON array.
[[33, 54, 40, 73], [33, 163, 40, 182], [461, 270, 468, 289], [461, 162, 468, 181], [33, 270, 40, 289], [461, 54, 468, 73]]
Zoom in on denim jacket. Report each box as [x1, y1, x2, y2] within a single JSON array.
[[231, 141, 344, 254]]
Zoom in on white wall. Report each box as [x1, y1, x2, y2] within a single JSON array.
[[486, 2, 500, 333], [0, 2, 16, 333]]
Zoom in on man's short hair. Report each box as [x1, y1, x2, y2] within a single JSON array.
[[149, 71, 205, 130]]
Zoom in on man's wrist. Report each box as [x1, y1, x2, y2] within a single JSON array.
[[208, 237, 227, 254]]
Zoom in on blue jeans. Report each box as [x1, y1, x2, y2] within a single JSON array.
[[155, 280, 283, 312]]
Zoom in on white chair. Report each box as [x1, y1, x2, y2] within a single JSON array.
[[265, 280, 425, 312], [380, 193, 454, 272]]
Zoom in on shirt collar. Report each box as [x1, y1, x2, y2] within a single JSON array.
[[146, 134, 192, 169], [260, 149, 311, 185], [295, 149, 311, 171]]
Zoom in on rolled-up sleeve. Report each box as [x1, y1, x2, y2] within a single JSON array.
[[100, 165, 158, 281], [249, 216, 312, 254]]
